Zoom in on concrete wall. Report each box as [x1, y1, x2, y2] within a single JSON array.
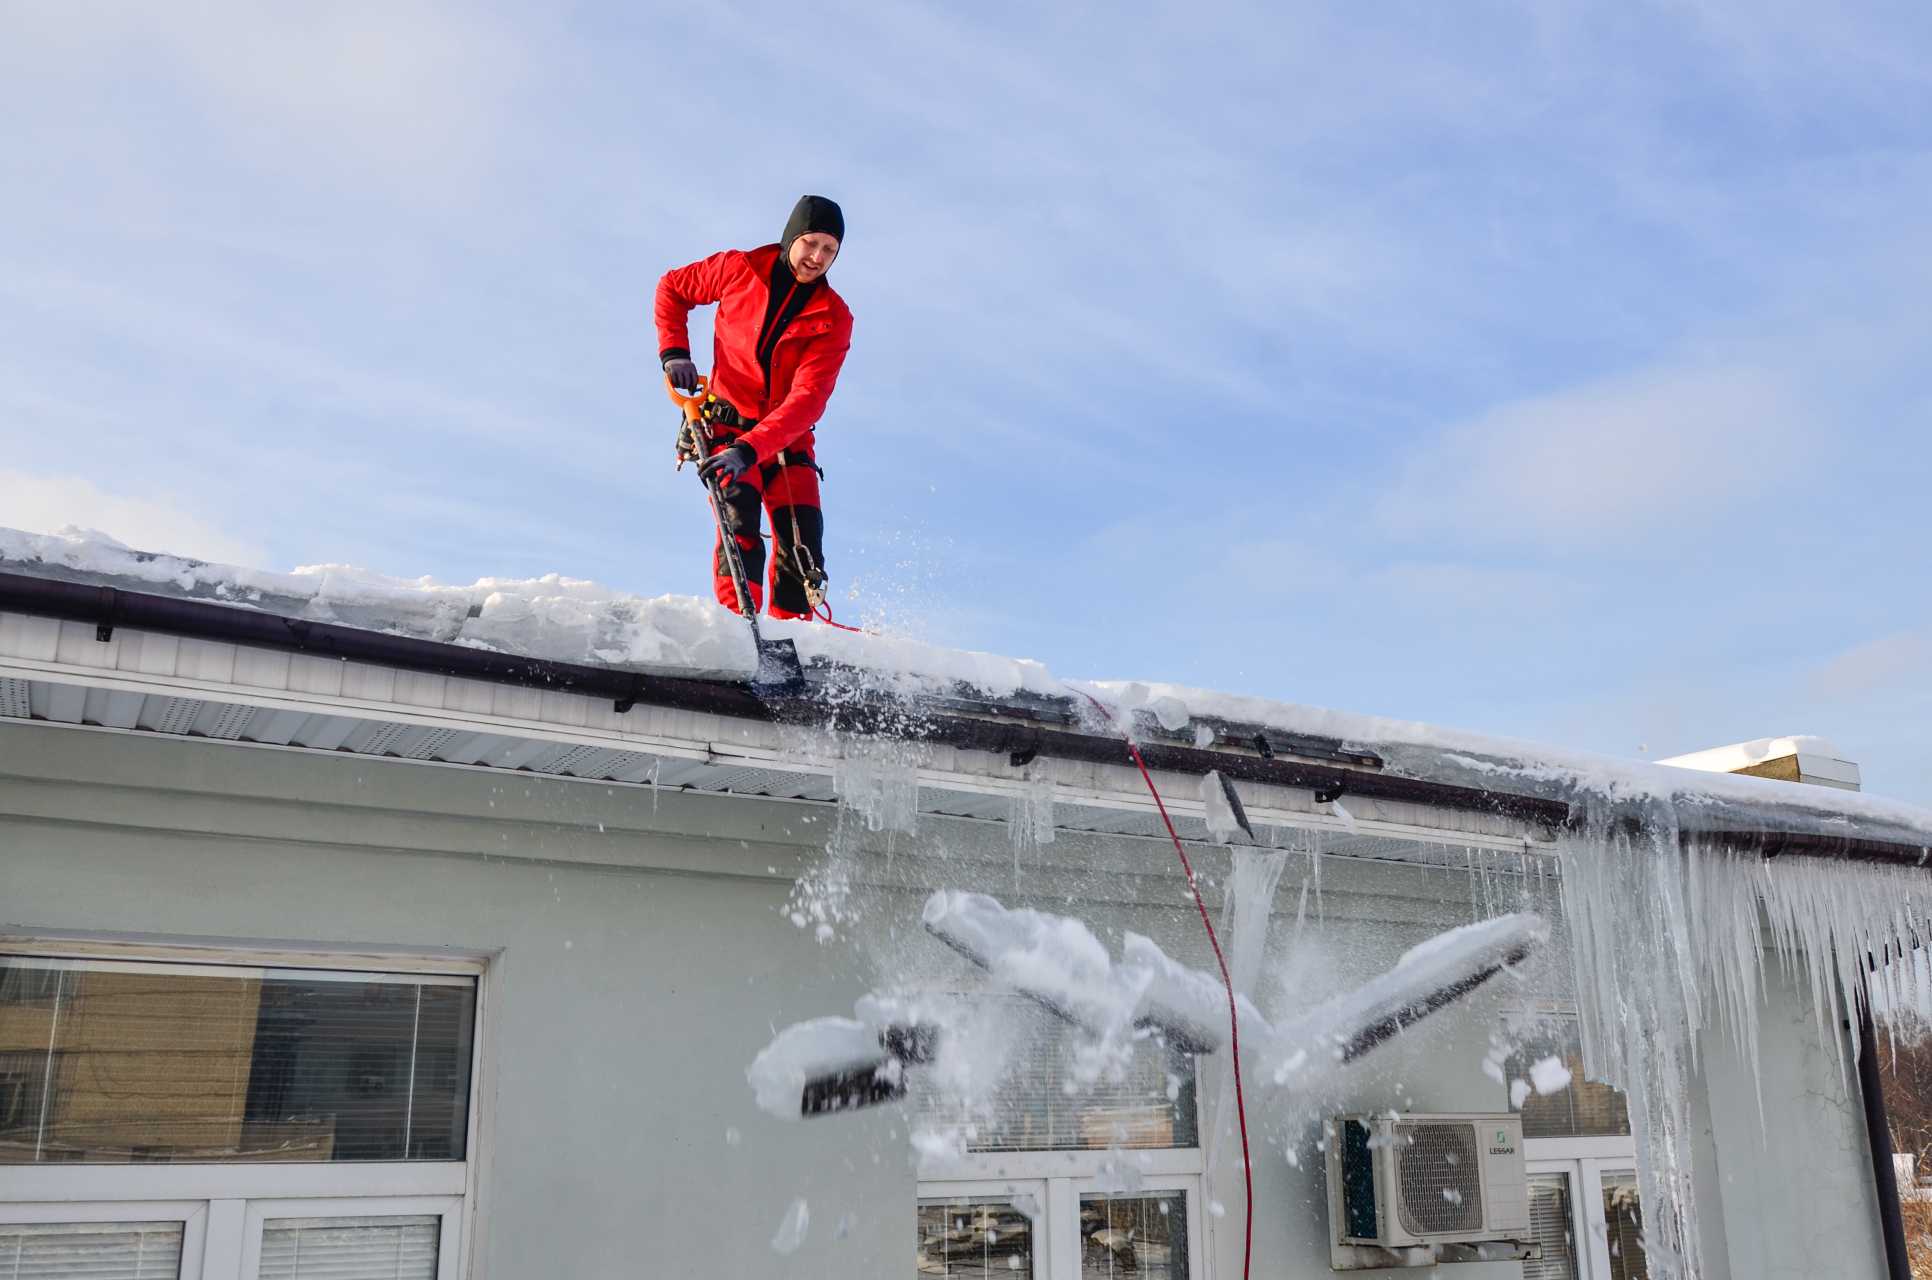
[[0, 718, 1890, 1279]]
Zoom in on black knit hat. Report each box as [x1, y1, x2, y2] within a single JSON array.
[[781, 195, 844, 260]]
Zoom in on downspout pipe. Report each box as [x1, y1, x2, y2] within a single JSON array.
[[1856, 989, 1912, 1280]]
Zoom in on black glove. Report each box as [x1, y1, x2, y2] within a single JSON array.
[[663, 357, 700, 393], [698, 443, 756, 487]]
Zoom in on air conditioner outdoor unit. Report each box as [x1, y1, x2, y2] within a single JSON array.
[[1325, 1112, 1536, 1270]]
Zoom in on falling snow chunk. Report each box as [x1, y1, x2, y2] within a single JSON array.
[[1200, 771, 1248, 845], [1529, 1055, 1572, 1094], [1208, 1201, 1226, 1219], [746, 1017, 880, 1118], [1149, 694, 1190, 731], [1509, 1079, 1531, 1108], [770, 1198, 809, 1255]]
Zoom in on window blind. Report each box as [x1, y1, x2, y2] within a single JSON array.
[[258, 1214, 439, 1280], [0, 1220, 184, 1279], [907, 1000, 1196, 1152], [1522, 1173, 1577, 1280]]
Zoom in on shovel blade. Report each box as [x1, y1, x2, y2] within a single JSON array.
[[754, 638, 806, 691]]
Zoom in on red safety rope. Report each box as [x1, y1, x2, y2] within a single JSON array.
[[811, 599, 867, 633], [1077, 690, 1253, 1280]]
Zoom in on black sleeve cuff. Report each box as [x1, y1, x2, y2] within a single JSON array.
[[660, 347, 691, 365]]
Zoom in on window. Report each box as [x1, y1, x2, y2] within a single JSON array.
[[1523, 1161, 1650, 1280], [908, 1002, 1198, 1153], [1503, 1014, 1631, 1140], [0, 948, 481, 1280], [1523, 1172, 1577, 1280], [0, 1218, 185, 1278], [910, 1000, 1206, 1280], [0, 958, 474, 1165], [1599, 1173, 1649, 1280], [1077, 1192, 1185, 1279], [917, 1194, 1038, 1278]]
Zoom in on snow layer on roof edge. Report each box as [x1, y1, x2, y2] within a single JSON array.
[[4, 526, 1930, 841], [1080, 677, 1932, 843]]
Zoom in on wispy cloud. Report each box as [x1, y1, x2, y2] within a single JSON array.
[[3, 1, 524, 202], [1809, 630, 1932, 701], [1375, 361, 1809, 546], [1, 468, 265, 564]]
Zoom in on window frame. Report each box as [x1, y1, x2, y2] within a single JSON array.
[[1524, 1156, 1643, 1280], [916, 1177, 1051, 1277]]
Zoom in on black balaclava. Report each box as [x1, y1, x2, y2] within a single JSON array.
[[780, 195, 844, 268], [754, 196, 845, 391]]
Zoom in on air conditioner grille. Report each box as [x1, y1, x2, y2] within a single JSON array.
[[1395, 1121, 1484, 1234]]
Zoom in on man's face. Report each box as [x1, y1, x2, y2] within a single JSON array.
[[789, 232, 839, 283]]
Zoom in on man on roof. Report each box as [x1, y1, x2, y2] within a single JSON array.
[[656, 195, 853, 620]]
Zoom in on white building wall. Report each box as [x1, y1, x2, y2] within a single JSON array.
[[0, 717, 1896, 1279], [1689, 961, 1888, 1280]]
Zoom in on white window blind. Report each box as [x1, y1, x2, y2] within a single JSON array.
[[257, 1215, 439, 1280], [1522, 1173, 1577, 1280], [0, 1220, 184, 1279], [907, 1000, 1197, 1152]]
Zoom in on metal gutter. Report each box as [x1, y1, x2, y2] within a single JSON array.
[[4, 570, 1929, 865]]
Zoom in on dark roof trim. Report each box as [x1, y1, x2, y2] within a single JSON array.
[[4, 571, 1927, 866]]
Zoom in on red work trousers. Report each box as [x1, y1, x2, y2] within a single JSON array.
[[710, 443, 824, 620]]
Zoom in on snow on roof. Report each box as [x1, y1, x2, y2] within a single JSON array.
[[3, 524, 1929, 848]]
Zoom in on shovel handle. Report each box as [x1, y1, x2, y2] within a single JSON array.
[[665, 373, 709, 424]]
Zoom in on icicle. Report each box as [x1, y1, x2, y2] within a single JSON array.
[[1559, 792, 1932, 1280]]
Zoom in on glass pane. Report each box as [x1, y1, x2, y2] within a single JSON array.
[[1523, 1173, 1578, 1280], [916, 1197, 1034, 1278], [1078, 1194, 1186, 1280], [0, 1219, 184, 1279], [260, 1215, 439, 1280], [1504, 1016, 1631, 1139], [908, 999, 1197, 1152], [0, 958, 474, 1164], [1601, 1173, 1649, 1280]]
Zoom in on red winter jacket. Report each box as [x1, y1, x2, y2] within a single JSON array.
[[654, 244, 853, 463]]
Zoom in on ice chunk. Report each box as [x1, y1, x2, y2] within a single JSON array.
[[770, 1198, 809, 1254], [1149, 695, 1190, 731], [1201, 770, 1253, 845], [1266, 913, 1547, 1086]]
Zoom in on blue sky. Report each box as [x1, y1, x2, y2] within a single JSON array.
[[4, 2, 1930, 802]]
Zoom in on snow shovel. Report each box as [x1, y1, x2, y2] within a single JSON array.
[[667, 374, 804, 690]]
